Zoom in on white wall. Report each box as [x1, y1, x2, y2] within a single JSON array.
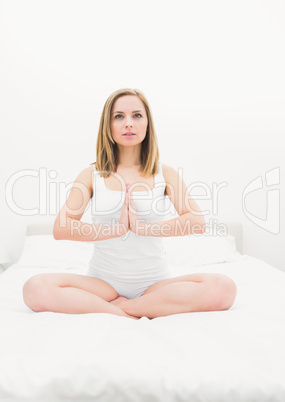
[[1, 0, 284, 270]]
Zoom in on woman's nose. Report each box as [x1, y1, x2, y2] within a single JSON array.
[[125, 117, 133, 127]]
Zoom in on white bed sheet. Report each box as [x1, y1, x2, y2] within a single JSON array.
[[0, 255, 285, 401]]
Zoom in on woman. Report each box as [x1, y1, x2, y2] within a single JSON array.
[[23, 88, 237, 319]]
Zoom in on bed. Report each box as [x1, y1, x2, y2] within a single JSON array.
[[0, 222, 284, 402]]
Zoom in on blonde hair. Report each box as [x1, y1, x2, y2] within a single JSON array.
[[90, 88, 160, 178]]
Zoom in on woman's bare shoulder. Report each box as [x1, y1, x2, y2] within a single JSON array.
[[161, 163, 177, 179], [161, 164, 177, 196], [78, 165, 94, 178], [73, 165, 95, 197]]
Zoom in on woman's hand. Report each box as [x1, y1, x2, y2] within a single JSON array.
[[118, 183, 130, 236], [128, 187, 146, 236]]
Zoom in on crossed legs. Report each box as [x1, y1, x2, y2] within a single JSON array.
[[23, 272, 237, 319]]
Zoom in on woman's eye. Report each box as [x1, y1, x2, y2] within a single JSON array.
[[114, 113, 142, 119]]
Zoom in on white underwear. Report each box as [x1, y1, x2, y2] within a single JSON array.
[[89, 273, 170, 299]]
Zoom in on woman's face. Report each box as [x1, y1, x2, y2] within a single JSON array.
[[110, 95, 148, 146]]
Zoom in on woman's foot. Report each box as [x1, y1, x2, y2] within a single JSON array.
[[110, 296, 139, 320], [110, 296, 128, 307]]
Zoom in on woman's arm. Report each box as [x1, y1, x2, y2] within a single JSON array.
[[134, 164, 206, 237], [53, 166, 123, 242]]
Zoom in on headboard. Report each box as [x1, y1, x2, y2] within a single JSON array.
[[26, 222, 243, 253]]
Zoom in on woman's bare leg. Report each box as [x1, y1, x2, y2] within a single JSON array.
[[22, 273, 138, 319], [116, 274, 237, 319]]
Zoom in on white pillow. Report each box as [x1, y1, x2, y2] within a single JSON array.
[[163, 233, 241, 267], [17, 235, 94, 270]]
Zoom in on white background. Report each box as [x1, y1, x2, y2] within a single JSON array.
[[1, 0, 284, 270]]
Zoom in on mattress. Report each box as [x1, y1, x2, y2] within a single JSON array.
[[0, 233, 284, 401]]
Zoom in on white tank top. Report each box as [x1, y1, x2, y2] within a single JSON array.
[[87, 162, 171, 282]]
